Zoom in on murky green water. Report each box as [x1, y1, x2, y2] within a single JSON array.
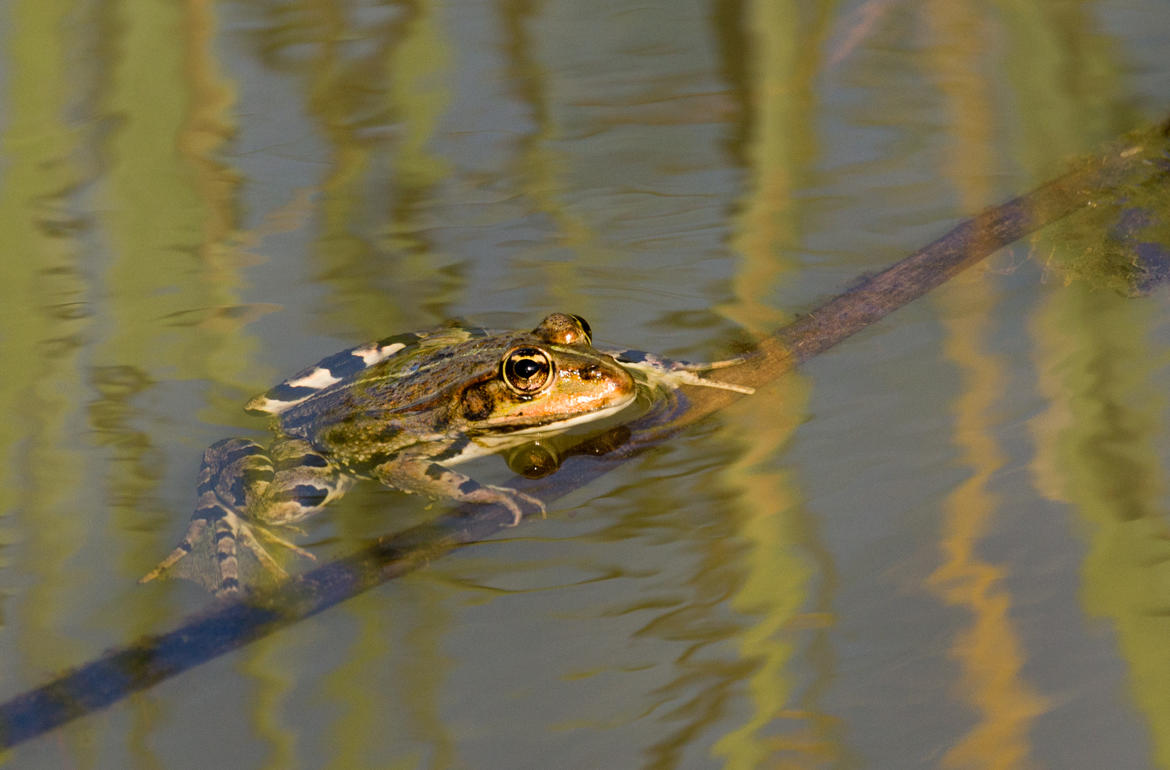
[[2, 0, 1170, 767]]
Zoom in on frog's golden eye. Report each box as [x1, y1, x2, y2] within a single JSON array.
[[501, 347, 555, 395], [532, 313, 592, 346]]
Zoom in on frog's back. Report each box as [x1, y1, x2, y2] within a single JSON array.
[[244, 325, 495, 419]]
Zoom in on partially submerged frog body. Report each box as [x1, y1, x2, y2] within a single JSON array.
[[142, 312, 753, 596]]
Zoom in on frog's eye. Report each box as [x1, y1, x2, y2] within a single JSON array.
[[532, 313, 591, 346], [502, 347, 555, 395], [569, 314, 592, 344]]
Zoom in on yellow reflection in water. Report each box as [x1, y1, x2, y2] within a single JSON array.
[[498, 0, 611, 308], [275, 0, 458, 334], [923, 2, 1048, 767], [376, 0, 459, 319], [717, 378, 820, 770], [0, 0, 90, 689], [996, 1, 1134, 163], [325, 586, 458, 770], [1030, 288, 1170, 768], [712, 0, 834, 767], [717, 0, 804, 339], [91, 0, 275, 762], [1003, 1, 1170, 766], [928, 263, 1049, 770]]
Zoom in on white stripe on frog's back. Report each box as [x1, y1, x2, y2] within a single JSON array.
[[246, 337, 414, 416]]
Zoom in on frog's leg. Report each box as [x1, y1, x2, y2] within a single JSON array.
[[606, 349, 756, 394], [140, 438, 272, 593], [141, 437, 352, 595], [372, 454, 545, 526]]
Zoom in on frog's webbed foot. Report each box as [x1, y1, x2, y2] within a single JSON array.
[[606, 349, 756, 394], [138, 515, 213, 587], [141, 437, 351, 596], [140, 439, 283, 595], [463, 483, 546, 526], [375, 459, 545, 526], [139, 504, 291, 596]]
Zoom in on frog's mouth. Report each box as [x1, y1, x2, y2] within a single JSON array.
[[462, 395, 639, 464], [496, 393, 638, 437]]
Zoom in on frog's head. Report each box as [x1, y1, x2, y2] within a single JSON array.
[[459, 313, 636, 434]]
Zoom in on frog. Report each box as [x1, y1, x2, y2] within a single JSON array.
[[141, 312, 752, 596]]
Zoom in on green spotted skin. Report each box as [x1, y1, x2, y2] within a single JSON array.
[[142, 313, 638, 596]]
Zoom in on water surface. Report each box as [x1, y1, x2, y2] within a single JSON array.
[[2, 0, 1170, 767]]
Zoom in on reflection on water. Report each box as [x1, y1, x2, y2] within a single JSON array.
[[1031, 287, 1170, 768], [0, 0, 1169, 766], [924, 7, 1049, 766]]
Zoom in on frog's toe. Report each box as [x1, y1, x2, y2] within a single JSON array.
[[140, 504, 247, 594], [226, 516, 289, 579], [139, 517, 210, 585], [255, 525, 317, 561], [479, 485, 546, 526]]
